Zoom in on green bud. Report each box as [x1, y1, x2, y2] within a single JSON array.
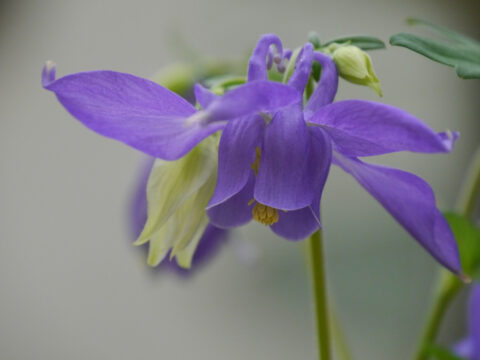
[[134, 136, 218, 268], [331, 45, 383, 96]]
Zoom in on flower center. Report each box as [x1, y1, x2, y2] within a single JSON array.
[[252, 203, 279, 226]]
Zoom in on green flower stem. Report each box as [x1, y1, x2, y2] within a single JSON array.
[[414, 145, 480, 360], [309, 230, 331, 360], [414, 271, 462, 360], [456, 145, 480, 218]]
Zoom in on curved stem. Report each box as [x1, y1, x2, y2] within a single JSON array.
[[309, 230, 331, 360]]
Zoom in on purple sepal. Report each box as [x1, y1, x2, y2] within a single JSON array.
[[333, 153, 462, 275], [309, 100, 458, 156]]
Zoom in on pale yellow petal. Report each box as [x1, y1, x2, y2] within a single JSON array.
[[175, 216, 210, 269], [136, 137, 217, 245], [170, 171, 217, 256]]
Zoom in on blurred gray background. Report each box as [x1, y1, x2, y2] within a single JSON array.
[[1, 0, 479, 359]]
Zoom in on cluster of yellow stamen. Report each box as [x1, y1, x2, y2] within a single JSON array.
[[252, 203, 279, 226]]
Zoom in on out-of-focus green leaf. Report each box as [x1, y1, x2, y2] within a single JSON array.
[[203, 75, 246, 93], [311, 62, 322, 82], [426, 344, 468, 360], [445, 212, 480, 279], [389, 19, 480, 79], [308, 31, 322, 49], [323, 36, 386, 51], [406, 18, 480, 47]]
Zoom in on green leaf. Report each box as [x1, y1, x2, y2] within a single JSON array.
[[406, 18, 480, 48], [390, 33, 480, 79], [323, 36, 386, 51], [389, 19, 480, 79], [308, 31, 322, 49], [311, 62, 321, 82], [426, 344, 468, 360], [444, 212, 480, 278]]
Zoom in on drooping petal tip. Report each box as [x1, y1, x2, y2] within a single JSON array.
[[333, 153, 462, 274], [42, 60, 56, 87], [438, 130, 460, 152]]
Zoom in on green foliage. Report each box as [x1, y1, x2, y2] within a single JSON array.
[[308, 31, 322, 49], [390, 18, 480, 79], [445, 212, 480, 280]]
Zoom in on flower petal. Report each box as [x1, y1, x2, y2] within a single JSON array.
[[172, 214, 210, 269], [271, 128, 332, 240], [135, 137, 217, 246], [287, 43, 314, 93], [42, 64, 222, 160], [202, 80, 302, 123], [254, 105, 313, 210], [247, 34, 283, 81], [309, 127, 333, 198], [190, 225, 229, 266], [270, 202, 320, 241], [208, 115, 265, 208], [207, 173, 255, 228], [304, 52, 339, 119], [194, 83, 219, 109], [170, 171, 217, 258], [146, 170, 216, 268], [308, 100, 457, 156], [333, 153, 462, 275], [166, 224, 228, 275], [129, 158, 155, 239], [128, 158, 228, 274]]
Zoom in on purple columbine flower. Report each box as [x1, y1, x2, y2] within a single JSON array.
[[41, 57, 299, 268], [205, 34, 462, 276], [129, 158, 228, 275], [42, 33, 462, 275], [454, 285, 480, 359]]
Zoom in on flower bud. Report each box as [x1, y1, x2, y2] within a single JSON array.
[[331, 45, 382, 96]]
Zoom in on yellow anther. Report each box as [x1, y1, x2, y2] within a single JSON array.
[[252, 202, 279, 226], [251, 146, 261, 175]]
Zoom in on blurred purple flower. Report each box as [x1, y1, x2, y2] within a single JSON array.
[[454, 285, 480, 359], [42, 33, 462, 275], [129, 158, 228, 274]]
